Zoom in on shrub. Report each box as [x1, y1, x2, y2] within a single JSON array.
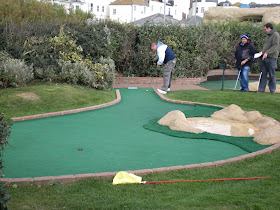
[[0, 112, 11, 209], [95, 57, 115, 90], [0, 58, 34, 88], [1, 19, 279, 80], [0, 51, 10, 62], [0, 0, 92, 23], [57, 57, 115, 90], [58, 59, 96, 86], [34, 67, 57, 82]]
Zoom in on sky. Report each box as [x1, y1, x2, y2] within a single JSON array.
[[218, 0, 280, 4]]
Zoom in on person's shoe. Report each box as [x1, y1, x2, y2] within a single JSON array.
[[157, 89, 167, 94], [167, 88, 171, 91]]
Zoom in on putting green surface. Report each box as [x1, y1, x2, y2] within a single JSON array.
[[5, 88, 251, 178]]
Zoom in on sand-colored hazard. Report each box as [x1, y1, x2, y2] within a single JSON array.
[[158, 104, 280, 145], [249, 81, 280, 93]]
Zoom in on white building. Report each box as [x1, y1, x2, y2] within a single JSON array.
[[173, 0, 191, 20], [109, 0, 149, 23], [189, 0, 218, 18], [84, 0, 115, 20], [52, 0, 87, 13], [51, 0, 194, 23]]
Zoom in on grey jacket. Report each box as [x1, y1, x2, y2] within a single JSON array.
[[262, 29, 280, 59]]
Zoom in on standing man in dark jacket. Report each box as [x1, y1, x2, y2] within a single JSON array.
[[151, 42, 176, 94], [235, 34, 256, 92], [258, 23, 280, 93]]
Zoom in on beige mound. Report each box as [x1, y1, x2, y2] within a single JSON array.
[[249, 82, 280, 93], [158, 104, 280, 145], [211, 104, 249, 123], [158, 110, 186, 126], [245, 111, 263, 122], [158, 111, 203, 133], [253, 125, 280, 145], [253, 117, 276, 130], [16, 92, 40, 101]]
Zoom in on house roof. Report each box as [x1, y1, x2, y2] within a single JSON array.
[[182, 16, 203, 26], [110, 0, 148, 6], [218, 1, 233, 6], [133, 13, 179, 25]]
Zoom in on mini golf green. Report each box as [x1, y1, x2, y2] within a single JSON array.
[[4, 88, 266, 178]]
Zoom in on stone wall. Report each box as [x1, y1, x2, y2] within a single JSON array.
[[204, 7, 280, 24]]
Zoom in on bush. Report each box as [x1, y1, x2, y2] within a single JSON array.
[[58, 59, 96, 87], [95, 57, 115, 90], [0, 58, 34, 88], [0, 112, 11, 209], [0, 19, 279, 80], [57, 57, 115, 90], [0, 0, 92, 23]]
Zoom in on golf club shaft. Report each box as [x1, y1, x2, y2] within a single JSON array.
[[234, 70, 241, 90], [257, 72, 263, 91]]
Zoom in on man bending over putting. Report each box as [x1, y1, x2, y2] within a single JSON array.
[[151, 42, 176, 94]]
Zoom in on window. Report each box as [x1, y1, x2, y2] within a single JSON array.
[[151, 5, 153, 12], [97, 6, 99, 12], [196, 7, 198, 13], [201, 7, 204, 13], [113, 9, 116, 15], [76, 5, 79, 9], [160, 6, 162, 12], [168, 8, 170, 15], [90, 3, 93, 12], [102, 6, 104, 12], [134, 6, 136, 11]]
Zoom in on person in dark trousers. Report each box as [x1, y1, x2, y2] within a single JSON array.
[[150, 42, 176, 94], [235, 34, 256, 92], [258, 23, 280, 93]]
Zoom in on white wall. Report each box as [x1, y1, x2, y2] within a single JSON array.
[[109, 5, 132, 23], [148, 1, 178, 19], [84, 0, 115, 20], [190, 0, 217, 18], [174, 0, 190, 19]]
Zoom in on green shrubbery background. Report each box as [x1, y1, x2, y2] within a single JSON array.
[[0, 0, 280, 89], [1, 20, 280, 79]]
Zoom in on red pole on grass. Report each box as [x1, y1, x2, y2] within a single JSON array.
[[142, 176, 271, 184]]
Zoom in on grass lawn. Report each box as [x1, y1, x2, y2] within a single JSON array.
[[5, 85, 280, 209], [276, 70, 280, 78], [0, 83, 116, 120]]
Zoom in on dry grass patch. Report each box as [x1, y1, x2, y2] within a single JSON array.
[[15, 92, 40, 101]]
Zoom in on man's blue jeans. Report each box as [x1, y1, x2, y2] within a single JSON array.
[[238, 66, 250, 92]]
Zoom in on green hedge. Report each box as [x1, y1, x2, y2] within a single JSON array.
[[0, 112, 11, 209], [0, 20, 279, 81]]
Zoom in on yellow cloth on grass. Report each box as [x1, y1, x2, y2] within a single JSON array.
[[112, 171, 142, 185]]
